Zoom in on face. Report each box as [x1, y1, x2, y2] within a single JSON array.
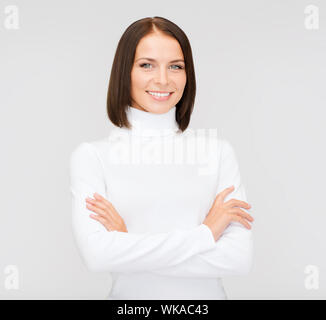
[[130, 31, 187, 114]]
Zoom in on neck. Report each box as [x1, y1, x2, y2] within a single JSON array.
[[122, 105, 180, 137]]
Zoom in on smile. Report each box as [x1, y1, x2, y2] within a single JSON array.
[[146, 91, 174, 101]]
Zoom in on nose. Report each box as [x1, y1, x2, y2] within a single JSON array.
[[154, 66, 169, 86]]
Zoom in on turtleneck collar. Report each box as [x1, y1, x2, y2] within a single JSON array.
[[121, 105, 181, 137]]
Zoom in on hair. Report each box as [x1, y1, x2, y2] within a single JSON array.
[[106, 16, 196, 132]]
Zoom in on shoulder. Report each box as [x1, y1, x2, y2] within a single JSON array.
[[181, 126, 225, 145], [179, 127, 234, 157], [71, 136, 109, 157], [218, 137, 241, 172], [69, 137, 110, 171], [221, 138, 235, 157]]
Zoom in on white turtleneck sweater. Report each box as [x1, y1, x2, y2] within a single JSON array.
[[69, 105, 254, 300]]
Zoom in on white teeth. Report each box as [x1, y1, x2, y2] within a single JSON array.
[[148, 91, 171, 97]]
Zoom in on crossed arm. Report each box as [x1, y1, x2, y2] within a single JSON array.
[[69, 140, 254, 277]]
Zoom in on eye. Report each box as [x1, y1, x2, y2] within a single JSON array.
[[140, 63, 152, 69], [139, 63, 184, 70], [170, 65, 184, 70]]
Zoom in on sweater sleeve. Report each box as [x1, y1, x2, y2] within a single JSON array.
[[70, 142, 217, 273], [149, 139, 254, 278]]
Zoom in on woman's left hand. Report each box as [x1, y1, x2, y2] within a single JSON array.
[[85, 193, 128, 233]]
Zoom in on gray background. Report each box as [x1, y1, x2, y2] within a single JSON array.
[[1, 0, 325, 299]]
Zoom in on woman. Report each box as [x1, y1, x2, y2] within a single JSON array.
[[70, 16, 254, 300]]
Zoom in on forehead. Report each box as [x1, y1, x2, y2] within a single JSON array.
[[135, 32, 184, 60]]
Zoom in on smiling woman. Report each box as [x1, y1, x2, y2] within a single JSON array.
[[70, 16, 254, 301], [106, 16, 196, 131]]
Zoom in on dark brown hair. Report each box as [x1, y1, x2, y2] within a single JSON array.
[[106, 16, 196, 132]]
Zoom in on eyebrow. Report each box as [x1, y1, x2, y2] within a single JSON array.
[[135, 57, 185, 63]]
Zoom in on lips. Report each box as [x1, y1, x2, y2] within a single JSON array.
[[146, 91, 174, 94], [146, 90, 174, 101]]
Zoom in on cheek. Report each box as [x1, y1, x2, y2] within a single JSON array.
[[131, 70, 148, 88], [175, 73, 187, 90]]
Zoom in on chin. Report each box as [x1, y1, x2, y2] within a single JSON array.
[[146, 104, 174, 114]]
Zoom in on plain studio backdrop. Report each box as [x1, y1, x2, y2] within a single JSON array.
[[0, 0, 325, 299]]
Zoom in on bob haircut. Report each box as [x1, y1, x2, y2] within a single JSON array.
[[107, 16, 196, 132]]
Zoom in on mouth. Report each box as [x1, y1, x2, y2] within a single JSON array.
[[146, 90, 174, 101]]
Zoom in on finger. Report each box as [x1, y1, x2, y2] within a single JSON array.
[[93, 193, 122, 223], [86, 198, 108, 211], [93, 193, 112, 209], [86, 198, 118, 223], [224, 199, 251, 210], [89, 214, 112, 231], [86, 194, 118, 223], [86, 203, 108, 218], [94, 193, 114, 209], [231, 214, 251, 229], [93, 193, 119, 217], [215, 185, 235, 205], [229, 208, 254, 222]]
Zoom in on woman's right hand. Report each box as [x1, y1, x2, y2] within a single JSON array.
[[203, 185, 254, 242]]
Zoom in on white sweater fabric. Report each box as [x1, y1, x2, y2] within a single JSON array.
[[69, 105, 254, 300]]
